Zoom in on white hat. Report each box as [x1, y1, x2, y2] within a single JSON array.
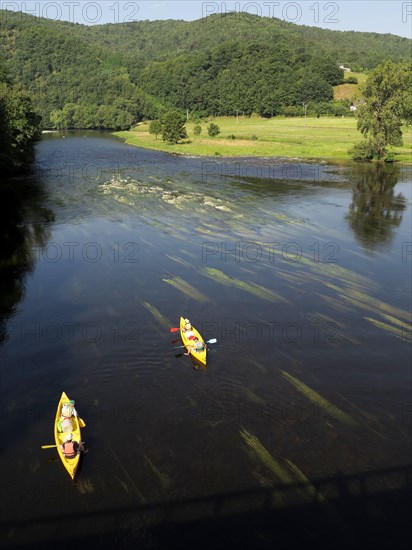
[[184, 318, 190, 323], [65, 433, 73, 441]]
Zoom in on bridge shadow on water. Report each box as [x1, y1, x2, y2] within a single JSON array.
[[2, 463, 411, 550]]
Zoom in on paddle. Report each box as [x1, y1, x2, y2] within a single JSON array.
[[169, 327, 180, 333], [175, 338, 217, 349], [41, 443, 87, 457]]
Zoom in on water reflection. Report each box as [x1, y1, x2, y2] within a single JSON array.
[[0, 175, 54, 343], [346, 163, 406, 251]]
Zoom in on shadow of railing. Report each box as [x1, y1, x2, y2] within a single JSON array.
[[1, 463, 411, 549]]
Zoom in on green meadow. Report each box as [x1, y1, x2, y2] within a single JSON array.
[[115, 116, 412, 163]]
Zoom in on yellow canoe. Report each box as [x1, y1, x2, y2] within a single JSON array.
[[54, 391, 81, 479], [180, 316, 207, 367]]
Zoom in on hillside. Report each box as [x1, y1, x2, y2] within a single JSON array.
[[84, 14, 410, 69], [0, 10, 410, 128]]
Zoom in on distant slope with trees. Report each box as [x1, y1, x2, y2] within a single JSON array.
[[0, 10, 410, 129], [83, 14, 410, 69]]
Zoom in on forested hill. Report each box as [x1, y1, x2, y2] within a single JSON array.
[[1, 10, 410, 129], [84, 13, 410, 68]]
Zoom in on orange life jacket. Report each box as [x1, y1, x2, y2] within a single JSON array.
[[63, 441, 76, 458]]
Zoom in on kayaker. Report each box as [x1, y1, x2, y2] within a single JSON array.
[[185, 337, 207, 355], [61, 433, 85, 459], [182, 319, 196, 340], [61, 400, 78, 419], [58, 399, 78, 433]]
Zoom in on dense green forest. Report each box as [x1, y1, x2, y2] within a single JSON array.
[[0, 60, 42, 173], [0, 10, 410, 129]]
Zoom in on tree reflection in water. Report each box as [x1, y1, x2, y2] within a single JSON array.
[[346, 162, 406, 251], [0, 175, 54, 344]]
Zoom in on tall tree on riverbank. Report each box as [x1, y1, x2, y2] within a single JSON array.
[[149, 119, 162, 139], [351, 61, 412, 160], [160, 110, 188, 144], [0, 63, 42, 174], [0, 85, 42, 171]]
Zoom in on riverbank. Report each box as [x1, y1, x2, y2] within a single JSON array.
[[114, 116, 412, 163]]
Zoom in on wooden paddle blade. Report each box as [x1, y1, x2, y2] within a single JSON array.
[[78, 417, 86, 428], [41, 444, 59, 449]]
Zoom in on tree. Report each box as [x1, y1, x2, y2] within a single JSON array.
[[0, 82, 42, 173], [295, 75, 333, 104], [310, 56, 344, 86], [160, 110, 188, 144], [193, 124, 202, 136], [352, 61, 412, 160], [50, 103, 77, 129], [149, 119, 162, 139], [207, 123, 220, 137]]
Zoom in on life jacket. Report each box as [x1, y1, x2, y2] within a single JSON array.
[[63, 441, 76, 458]]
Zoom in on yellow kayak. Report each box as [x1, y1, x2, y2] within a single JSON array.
[[54, 391, 81, 479], [180, 316, 207, 367]]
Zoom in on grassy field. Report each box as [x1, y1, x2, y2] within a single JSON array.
[[345, 72, 368, 85], [114, 115, 412, 163], [333, 72, 367, 101], [333, 83, 360, 101]]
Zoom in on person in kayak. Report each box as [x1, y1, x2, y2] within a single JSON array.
[[58, 400, 78, 433], [61, 433, 85, 459], [61, 399, 77, 419], [185, 337, 207, 355], [182, 318, 196, 340]]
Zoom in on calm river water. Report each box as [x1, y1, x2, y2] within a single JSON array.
[[1, 131, 411, 549]]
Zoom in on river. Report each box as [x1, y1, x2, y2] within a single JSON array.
[[1, 131, 411, 549]]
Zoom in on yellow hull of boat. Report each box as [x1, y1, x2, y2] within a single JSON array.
[[54, 391, 81, 479], [180, 316, 207, 367]]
